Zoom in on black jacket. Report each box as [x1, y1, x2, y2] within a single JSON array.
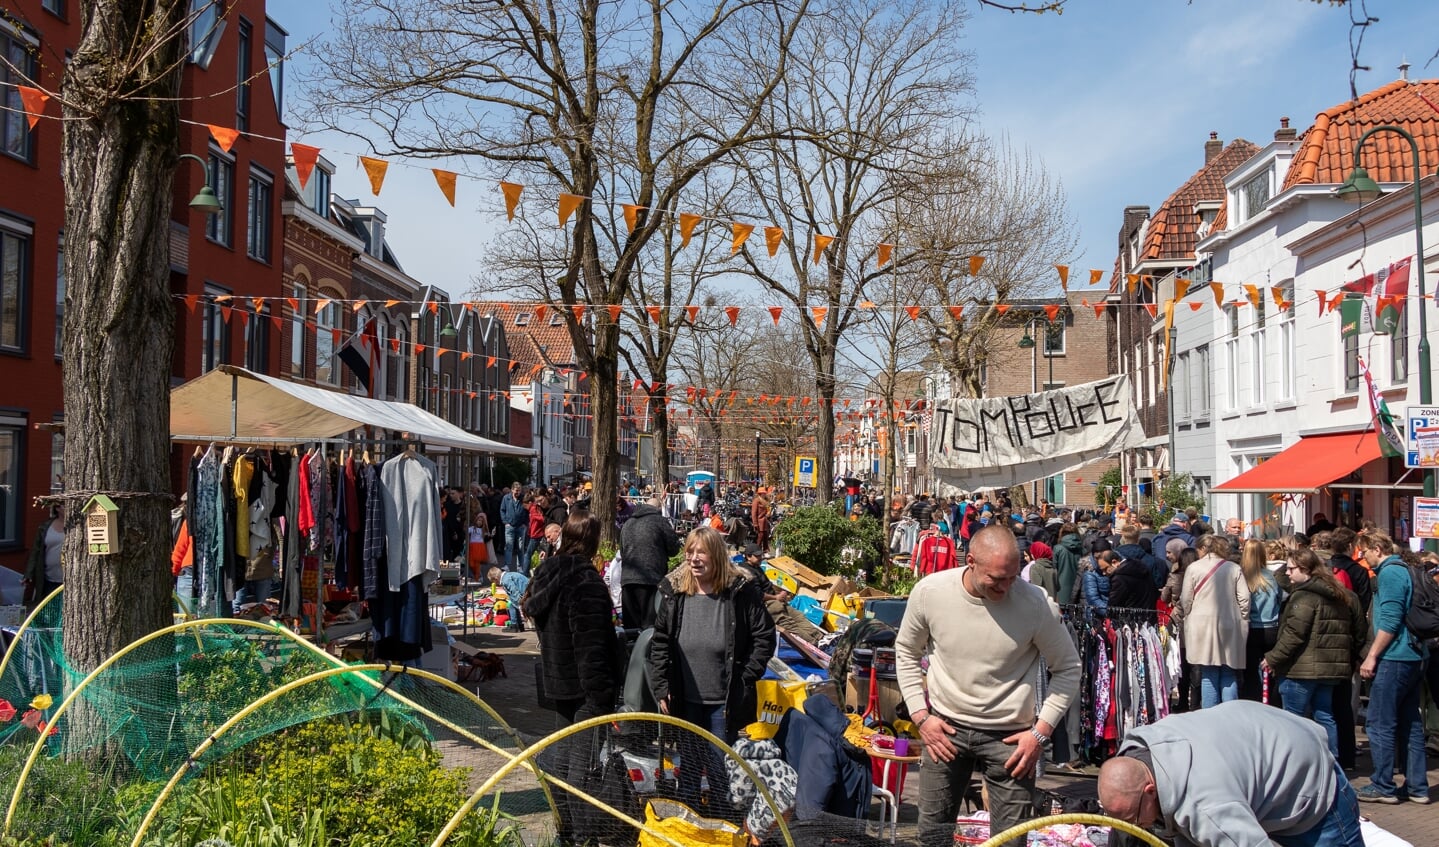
[[1329, 553, 1373, 614], [648, 572, 776, 739], [544, 502, 569, 529], [525, 553, 623, 708], [1114, 542, 1168, 590], [1107, 557, 1160, 611], [619, 504, 681, 587]]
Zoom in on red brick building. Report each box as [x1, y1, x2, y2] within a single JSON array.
[[1, 2, 289, 574]]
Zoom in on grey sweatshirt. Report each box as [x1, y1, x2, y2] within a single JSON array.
[[1121, 700, 1337, 847]]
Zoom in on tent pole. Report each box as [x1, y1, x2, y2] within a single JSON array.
[[230, 372, 238, 439]]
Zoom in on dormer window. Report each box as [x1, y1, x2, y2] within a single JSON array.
[[549, 312, 563, 326], [515, 313, 530, 326], [1238, 165, 1273, 223]]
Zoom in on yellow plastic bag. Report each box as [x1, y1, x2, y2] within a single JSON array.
[[745, 679, 807, 740], [637, 798, 746, 847], [824, 591, 860, 631]]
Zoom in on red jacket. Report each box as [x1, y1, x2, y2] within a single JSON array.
[[528, 504, 545, 539]]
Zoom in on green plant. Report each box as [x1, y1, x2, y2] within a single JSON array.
[[597, 540, 618, 563], [1096, 467, 1123, 507], [773, 505, 884, 577], [491, 457, 533, 489], [1142, 472, 1205, 525]]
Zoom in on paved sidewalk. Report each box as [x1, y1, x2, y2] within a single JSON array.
[[454, 625, 1437, 844]]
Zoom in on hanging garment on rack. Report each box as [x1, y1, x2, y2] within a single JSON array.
[[361, 461, 386, 600], [297, 453, 315, 541], [370, 574, 432, 661], [343, 455, 364, 589], [281, 450, 302, 618], [307, 451, 329, 553], [233, 455, 254, 559], [913, 530, 958, 576], [333, 462, 351, 590], [889, 518, 919, 556], [380, 452, 443, 591], [219, 447, 240, 609], [194, 446, 224, 617]]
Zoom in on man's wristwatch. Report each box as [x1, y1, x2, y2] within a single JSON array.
[[1029, 727, 1050, 744]]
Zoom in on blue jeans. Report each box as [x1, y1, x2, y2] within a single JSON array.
[[235, 578, 273, 606], [1273, 764, 1363, 847], [1198, 665, 1240, 708], [1367, 658, 1428, 797], [675, 701, 731, 815], [520, 536, 539, 576], [175, 568, 195, 615], [504, 524, 524, 570], [1279, 678, 1338, 758]]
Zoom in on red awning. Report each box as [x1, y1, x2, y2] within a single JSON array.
[[1211, 431, 1382, 494]]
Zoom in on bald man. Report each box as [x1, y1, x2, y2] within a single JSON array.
[[1098, 701, 1362, 847], [896, 525, 1081, 847]]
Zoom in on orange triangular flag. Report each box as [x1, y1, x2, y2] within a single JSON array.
[[534, 304, 548, 324], [724, 306, 740, 326], [1271, 286, 1286, 309], [622, 204, 642, 232], [18, 86, 49, 130], [558, 193, 584, 226], [315, 297, 333, 315], [948, 305, 964, 322], [184, 294, 200, 314], [765, 226, 784, 257], [291, 143, 321, 190], [1243, 284, 1260, 310], [1056, 264, 1070, 288], [572, 304, 586, 322], [768, 306, 783, 326], [1126, 274, 1140, 295], [1316, 290, 1329, 315], [486, 356, 497, 368], [1143, 302, 1158, 319], [359, 156, 388, 195], [351, 300, 366, 314], [1189, 302, 1203, 312], [811, 306, 828, 325], [877, 243, 894, 268], [1092, 302, 1105, 319], [1210, 282, 1224, 308], [859, 300, 876, 308], [1174, 278, 1192, 301], [994, 304, 1010, 315], [1089, 269, 1104, 286], [969, 255, 984, 276], [427, 301, 438, 315], [646, 305, 662, 323], [221, 306, 233, 324], [679, 213, 702, 248], [684, 305, 699, 324], [607, 304, 623, 323], [207, 124, 239, 153], [905, 306, 922, 321], [813, 234, 834, 265], [1043, 304, 1061, 322], [731, 222, 754, 255], [431, 169, 456, 206], [500, 182, 524, 221]]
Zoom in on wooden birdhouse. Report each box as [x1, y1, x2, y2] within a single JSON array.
[[84, 495, 121, 556]]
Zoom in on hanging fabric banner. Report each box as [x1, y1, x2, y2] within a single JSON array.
[[558, 193, 584, 227], [877, 243, 893, 268], [928, 375, 1147, 491], [432, 169, 457, 206], [291, 143, 321, 190], [724, 305, 740, 326], [731, 222, 754, 255], [812, 234, 834, 265], [765, 226, 784, 257], [969, 255, 984, 276], [208, 124, 240, 153], [360, 156, 388, 195], [622, 204, 642, 232], [18, 86, 49, 129], [500, 182, 524, 221], [1055, 264, 1069, 289], [679, 213, 702, 248]]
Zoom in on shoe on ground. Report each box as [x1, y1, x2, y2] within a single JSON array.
[[1355, 784, 1400, 805], [1405, 790, 1432, 805]]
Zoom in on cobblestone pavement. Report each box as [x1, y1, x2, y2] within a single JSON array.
[[451, 625, 1436, 845]]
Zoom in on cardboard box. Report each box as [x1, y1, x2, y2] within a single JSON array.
[[765, 556, 828, 591]]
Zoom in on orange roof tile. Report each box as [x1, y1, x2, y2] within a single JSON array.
[[1282, 79, 1439, 190], [1210, 199, 1228, 233], [483, 301, 580, 379], [1140, 139, 1261, 262]]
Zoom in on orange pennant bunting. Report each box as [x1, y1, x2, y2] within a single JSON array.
[[685, 305, 700, 324], [221, 306, 233, 324], [993, 304, 1010, 315], [948, 305, 964, 322], [558, 193, 584, 227], [607, 304, 623, 323], [646, 305, 662, 323], [351, 300, 366, 314], [486, 356, 496, 368], [1271, 286, 1288, 310], [1210, 282, 1224, 309], [812, 234, 834, 265], [969, 255, 984, 276], [1175, 278, 1192, 301], [359, 156, 388, 195], [724, 306, 740, 326], [431, 169, 457, 206], [877, 243, 894, 268], [1056, 264, 1069, 288], [535, 305, 548, 324], [572, 304, 586, 322], [184, 294, 200, 314], [731, 222, 754, 255], [1089, 269, 1103, 286], [500, 182, 523, 221], [207, 124, 240, 153], [1043, 304, 1061, 322], [17, 86, 49, 130], [1243, 284, 1260, 309], [767, 306, 783, 326], [251, 297, 266, 314], [1143, 302, 1158, 319], [905, 306, 922, 321], [765, 226, 784, 257], [315, 297, 332, 316], [679, 213, 702, 248], [1188, 301, 1203, 312], [291, 143, 321, 191], [812, 306, 828, 325], [427, 301, 438, 315], [1092, 303, 1105, 319], [1126, 274, 1140, 295], [622, 204, 642, 232]]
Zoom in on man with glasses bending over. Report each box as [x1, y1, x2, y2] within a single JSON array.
[[1098, 700, 1363, 846], [896, 525, 1081, 847]]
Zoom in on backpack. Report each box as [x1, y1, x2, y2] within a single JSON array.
[[1404, 562, 1439, 641]]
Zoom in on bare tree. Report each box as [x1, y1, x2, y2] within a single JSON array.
[[304, 0, 810, 538], [672, 297, 763, 478], [730, 0, 974, 503]]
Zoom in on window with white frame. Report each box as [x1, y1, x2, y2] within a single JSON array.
[[1224, 335, 1240, 410], [1196, 344, 1211, 416], [1392, 302, 1409, 384], [1239, 164, 1273, 223], [315, 297, 339, 385], [1343, 330, 1360, 393], [1250, 327, 1265, 406], [1279, 284, 1295, 401], [49, 429, 63, 493], [289, 281, 306, 377], [1043, 318, 1065, 356], [1175, 353, 1190, 421], [374, 319, 389, 399]]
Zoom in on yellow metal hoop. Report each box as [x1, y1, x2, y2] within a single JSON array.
[[979, 813, 1170, 847]]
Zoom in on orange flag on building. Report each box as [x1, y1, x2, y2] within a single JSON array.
[[1174, 278, 1191, 301], [622, 204, 642, 232], [906, 306, 922, 321], [558, 193, 584, 227], [1092, 302, 1105, 318], [1271, 286, 1290, 310], [18, 86, 49, 130], [877, 243, 894, 268], [1243, 284, 1261, 310], [731, 222, 754, 255], [500, 182, 524, 221], [765, 226, 784, 257], [1056, 264, 1069, 289], [679, 213, 702, 248], [572, 304, 586, 322], [432, 169, 457, 206], [969, 255, 984, 276], [486, 356, 497, 368], [1044, 304, 1061, 322], [1126, 274, 1140, 295], [767, 306, 783, 326], [207, 124, 240, 153], [291, 143, 321, 190], [1189, 302, 1203, 312], [1143, 302, 1158, 319], [725, 306, 740, 326], [360, 156, 388, 195], [813, 234, 834, 265], [534, 305, 548, 324]]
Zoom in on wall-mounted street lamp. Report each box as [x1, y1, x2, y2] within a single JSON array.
[[177, 153, 223, 215]]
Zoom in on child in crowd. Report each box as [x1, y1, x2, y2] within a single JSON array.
[[488, 566, 530, 631]]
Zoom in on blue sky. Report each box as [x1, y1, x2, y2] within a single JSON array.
[[276, 0, 1439, 299]]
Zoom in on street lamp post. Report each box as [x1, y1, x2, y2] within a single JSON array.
[[1336, 125, 1432, 550], [755, 431, 761, 486]]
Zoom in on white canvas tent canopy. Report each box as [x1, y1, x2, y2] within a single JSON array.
[[171, 365, 534, 456]]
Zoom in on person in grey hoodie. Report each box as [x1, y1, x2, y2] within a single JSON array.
[[1098, 700, 1362, 847], [619, 494, 682, 630]]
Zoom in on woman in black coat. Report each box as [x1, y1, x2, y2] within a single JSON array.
[[648, 525, 775, 809]]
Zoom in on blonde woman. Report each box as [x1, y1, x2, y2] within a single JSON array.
[[1181, 534, 1251, 707], [647, 526, 775, 807], [1240, 539, 1284, 704]]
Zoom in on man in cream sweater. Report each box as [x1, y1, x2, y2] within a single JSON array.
[[896, 525, 1081, 847]]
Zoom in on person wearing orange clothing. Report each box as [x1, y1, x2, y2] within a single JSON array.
[[172, 516, 195, 614]]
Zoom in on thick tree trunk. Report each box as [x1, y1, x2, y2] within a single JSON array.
[[814, 360, 837, 505], [651, 389, 671, 489], [59, 0, 187, 739], [590, 325, 621, 543]]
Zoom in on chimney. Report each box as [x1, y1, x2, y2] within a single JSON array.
[[1274, 116, 1297, 142], [1400, 58, 1411, 82], [1204, 131, 1222, 163]]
